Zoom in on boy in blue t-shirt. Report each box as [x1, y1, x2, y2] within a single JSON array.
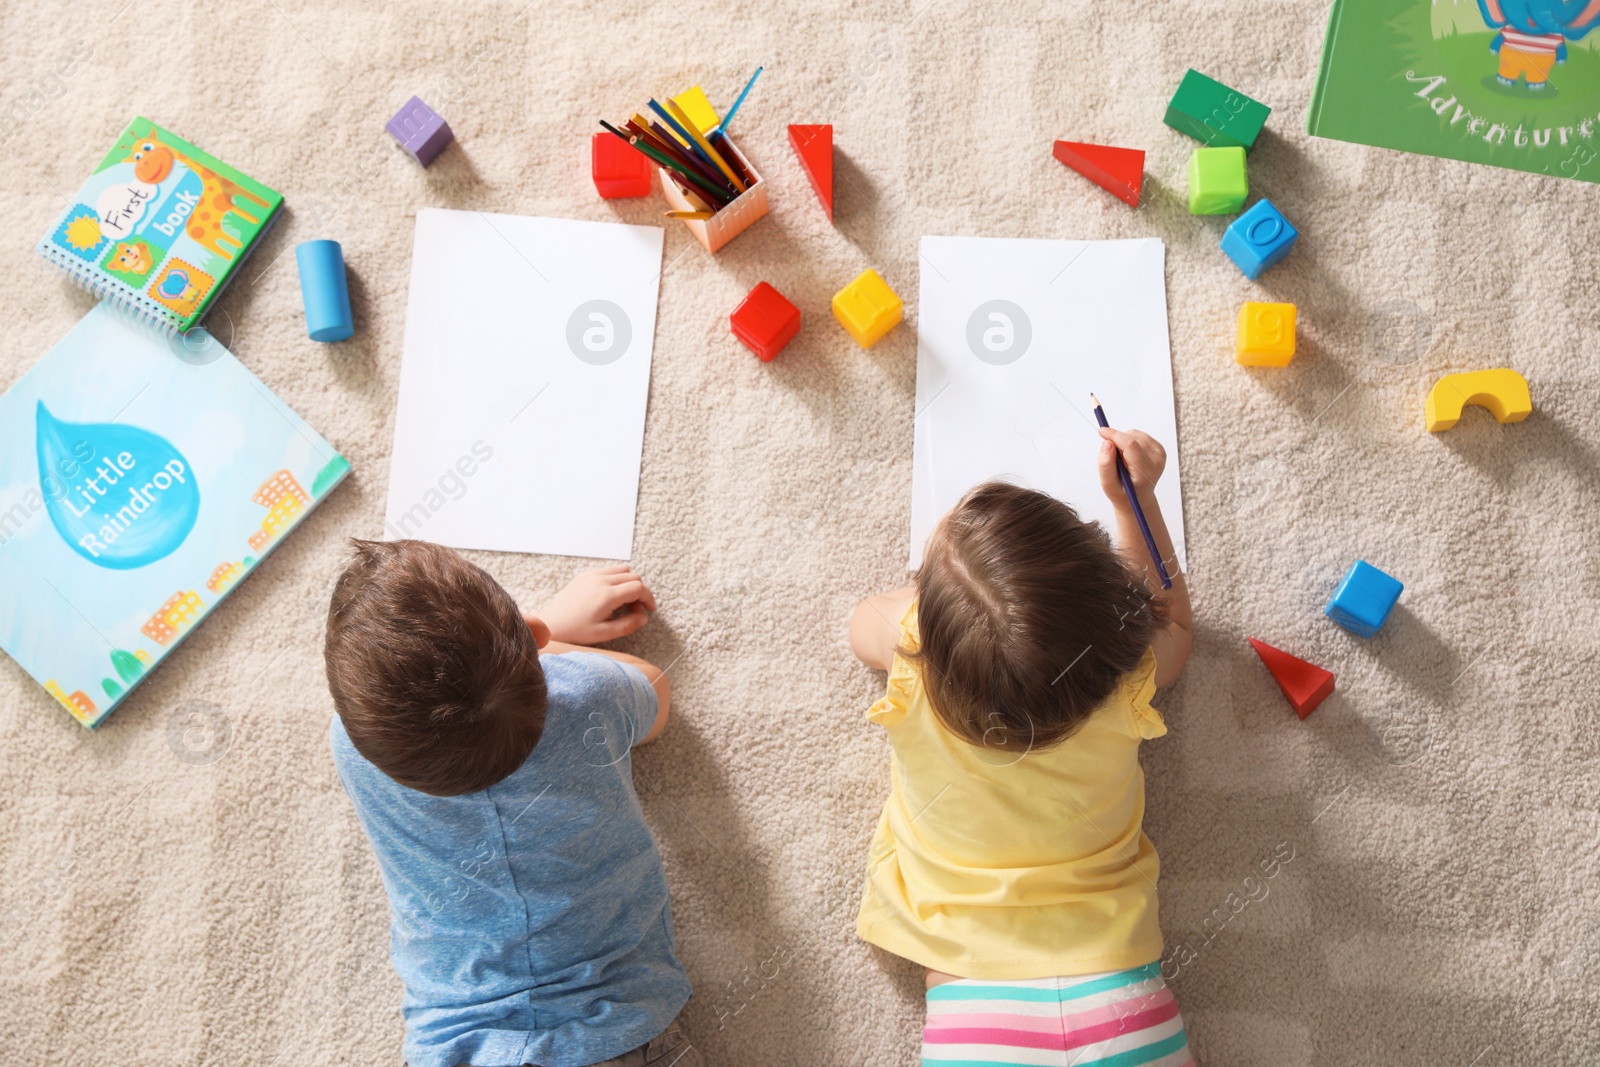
[[324, 539, 698, 1067]]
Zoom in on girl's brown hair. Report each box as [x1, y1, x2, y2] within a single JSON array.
[[905, 482, 1163, 753]]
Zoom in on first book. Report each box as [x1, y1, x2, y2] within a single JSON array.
[[35, 117, 283, 333]]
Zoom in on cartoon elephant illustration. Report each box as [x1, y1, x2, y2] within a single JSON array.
[[1478, 0, 1600, 88]]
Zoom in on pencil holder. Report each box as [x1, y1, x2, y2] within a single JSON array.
[[659, 136, 768, 254]]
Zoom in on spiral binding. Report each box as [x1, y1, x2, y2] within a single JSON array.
[[36, 238, 182, 336]]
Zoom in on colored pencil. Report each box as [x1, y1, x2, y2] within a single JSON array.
[[662, 98, 746, 192], [599, 122, 736, 206], [630, 116, 734, 195], [665, 175, 714, 212], [716, 65, 763, 134], [652, 105, 751, 192], [644, 143, 734, 206], [1090, 394, 1173, 590], [647, 99, 717, 168], [629, 114, 695, 160], [624, 116, 683, 158], [710, 130, 754, 186], [664, 210, 714, 220]]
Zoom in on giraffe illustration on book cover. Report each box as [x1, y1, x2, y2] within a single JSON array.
[[1309, 0, 1600, 182]]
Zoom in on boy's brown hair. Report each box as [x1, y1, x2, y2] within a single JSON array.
[[324, 539, 546, 796], [906, 482, 1163, 753]]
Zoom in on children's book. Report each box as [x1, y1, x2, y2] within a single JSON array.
[[0, 304, 350, 729], [1308, 0, 1600, 183], [36, 117, 283, 332]]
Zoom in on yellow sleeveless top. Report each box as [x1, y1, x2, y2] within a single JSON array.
[[855, 602, 1166, 979]]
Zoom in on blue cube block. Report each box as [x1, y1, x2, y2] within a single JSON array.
[[1325, 560, 1403, 638], [1221, 199, 1298, 280]]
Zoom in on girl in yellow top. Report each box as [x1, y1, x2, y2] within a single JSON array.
[[848, 426, 1196, 1067]]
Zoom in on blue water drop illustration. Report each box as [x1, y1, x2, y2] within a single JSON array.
[[36, 401, 200, 570]]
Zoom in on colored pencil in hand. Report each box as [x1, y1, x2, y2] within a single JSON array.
[[1090, 393, 1173, 590]]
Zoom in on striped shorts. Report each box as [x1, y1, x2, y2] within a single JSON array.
[[921, 962, 1195, 1066]]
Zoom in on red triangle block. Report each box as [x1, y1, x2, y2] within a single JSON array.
[[1248, 638, 1334, 719], [789, 124, 833, 220], [1052, 140, 1144, 208]]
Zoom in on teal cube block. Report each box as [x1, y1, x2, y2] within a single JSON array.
[[1164, 69, 1271, 151], [1325, 561, 1403, 638], [1187, 147, 1247, 215]]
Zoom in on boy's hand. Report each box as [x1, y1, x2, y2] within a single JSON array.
[[534, 565, 657, 645], [1097, 427, 1167, 504]]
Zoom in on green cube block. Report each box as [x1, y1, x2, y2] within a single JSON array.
[[1187, 147, 1247, 215], [1165, 69, 1270, 151]]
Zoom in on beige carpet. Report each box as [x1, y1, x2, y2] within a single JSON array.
[[4, 0, 1598, 1063]]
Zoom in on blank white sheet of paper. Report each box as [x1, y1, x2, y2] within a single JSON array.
[[909, 235, 1186, 571], [386, 209, 663, 559]]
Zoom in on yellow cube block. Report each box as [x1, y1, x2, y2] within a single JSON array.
[[833, 269, 903, 348], [1235, 302, 1296, 366], [671, 85, 721, 136]]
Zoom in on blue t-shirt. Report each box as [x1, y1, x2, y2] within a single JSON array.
[[330, 652, 691, 1067]]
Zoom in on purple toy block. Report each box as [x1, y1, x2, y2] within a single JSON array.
[[386, 96, 453, 166]]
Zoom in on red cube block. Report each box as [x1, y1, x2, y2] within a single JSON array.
[[730, 282, 801, 361], [592, 132, 652, 198]]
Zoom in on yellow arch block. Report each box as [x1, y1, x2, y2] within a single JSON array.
[[1424, 369, 1532, 432]]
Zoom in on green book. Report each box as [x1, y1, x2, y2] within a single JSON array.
[[35, 117, 283, 332], [1308, 0, 1600, 183]]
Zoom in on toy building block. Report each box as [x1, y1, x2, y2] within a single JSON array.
[[1248, 638, 1335, 719], [789, 124, 834, 220], [1052, 140, 1144, 207], [1221, 199, 1298, 280], [730, 282, 801, 361], [672, 86, 721, 138], [833, 269, 902, 348], [294, 240, 354, 342], [1325, 560, 1403, 639], [1424, 369, 1532, 432], [386, 96, 453, 166], [1187, 147, 1247, 214], [1164, 69, 1271, 151], [1235, 302, 1296, 366], [591, 131, 653, 198]]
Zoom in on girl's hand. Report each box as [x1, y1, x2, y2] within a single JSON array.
[[1097, 427, 1167, 502], [534, 565, 657, 645]]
